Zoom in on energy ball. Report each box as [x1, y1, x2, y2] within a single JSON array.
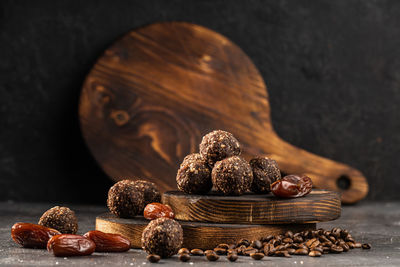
[[250, 157, 281, 193], [211, 156, 253, 195], [176, 153, 212, 194], [141, 217, 183, 258], [132, 180, 161, 212], [38, 206, 78, 234], [107, 180, 145, 218], [199, 130, 241, 166]]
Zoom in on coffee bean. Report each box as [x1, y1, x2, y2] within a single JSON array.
[[251, 240, 262, 249], [214, 247, 227, 255], [217, 243, 229, 250], [227, 253, 238, 262], [236, 245, 246, 255], [274, 250, 291, 257], [354, 242, 362, 248], [294, 248, 308, 255], [237, 239, 250, 247], [178, 248, 189, 255], [206, 253, 219, 261], [309, 250, 322, 257], [305, 238, 317, 248], [250, 252, 264, 260], [287, 248, 296, 254], [342, 243, 350, 252], [322, 246, 330, 253], [329, 236, 337, 243], [285, 231, 294, 239], [190, 248, 204, 256], [310, 240, 320, 249], [313, 247, 323, 253], [283, 238, 293, 244], [330, 245, 343, 253], [204, 250, 214, 255], [179, 253, 191, 262], [347, 242, 355, 249], [362, 243, 371, 249], [244, 247, 258, 256], [293, 236, 303, 243], [147, 254, 161, 263], [262, 235, 274, 242], [227, 248, 236, 254]]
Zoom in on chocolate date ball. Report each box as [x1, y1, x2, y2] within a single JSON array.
[[176, 153, 212, 194], [250, 157, 281, 193], [133, 180, 161, 212], [199, 130, 241, 166], [107, 180, 145, 218], [38, 206, 78, 234], [211, 156, 253, 195], [141, 217, 183, 258]]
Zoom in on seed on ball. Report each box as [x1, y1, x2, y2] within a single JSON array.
[[176, 153, 212, 194], [211, 156, 253, 195], [250, 157, 281, 193], [199, 130, 241, 167], [38, 206, 78, 234], [141, 218, 183, 258], [107, 180, 145, 218]]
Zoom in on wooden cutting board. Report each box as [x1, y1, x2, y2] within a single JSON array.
[[96, 213, 316, 250], [79, 21, 368, 203], [162, 190, 340, 224]]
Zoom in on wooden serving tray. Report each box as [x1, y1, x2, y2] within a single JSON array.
[[162, 190, 341, 224], [96, 213, 316, 250]]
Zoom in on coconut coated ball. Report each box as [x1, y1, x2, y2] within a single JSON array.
[[176, 153, 212, 194], [199, 130, 241, 166], [141, 217, 183, 258], [211, 156, 253, 195], [250, 157, 281, 193], [107, 180, 145, 218], [38, 206, 78, 234]]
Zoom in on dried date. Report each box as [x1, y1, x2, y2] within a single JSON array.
[[83, 230, 130, 252], [47, 234, 96, 257], [11, 222, 61, 248], [271, 175, 312, 198], [143, 203, 174, 220]]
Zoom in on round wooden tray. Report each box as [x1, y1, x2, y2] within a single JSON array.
[[96, 213, 316, 250], [162, 190, 341, 224]]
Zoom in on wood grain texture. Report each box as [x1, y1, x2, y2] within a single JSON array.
[[79, 21, 368, 203], [96, 213, 316, 250], [162, 190, 341, 224]]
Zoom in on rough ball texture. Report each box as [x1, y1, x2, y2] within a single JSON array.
[[199, 130, 241, 166], [250, 157, 281, 193], [38, 206, 78, 234], [107, 180, 145, 218], [141, 217, 183, 258], [132, 180, 161, 213], [211, 156, 253, 195], [176, 153, 212, 194]]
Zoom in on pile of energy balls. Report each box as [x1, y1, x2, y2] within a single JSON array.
[[176, 130, 281, 195]]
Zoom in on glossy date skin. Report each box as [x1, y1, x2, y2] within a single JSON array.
[[143, 203, 175, 220], [11, 222, 61, 248], [271, 175, 313, 198], [47, 234, 96, 257], [83, 230, 131, 252]]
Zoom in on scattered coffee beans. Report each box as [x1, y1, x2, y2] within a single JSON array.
[[362, 243, 371, 249], [190, 248, 204, 256], [179, 253, 191, 262], [250, 252, 264, 260], [309, 250, 322, 257], [206, 252, 219, 261], [178, 248, 190, 255], [227, 252, 238, 262], [146, 254, 161, 263]]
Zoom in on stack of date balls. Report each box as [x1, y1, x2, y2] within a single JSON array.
[[176, 130, 282, 196]]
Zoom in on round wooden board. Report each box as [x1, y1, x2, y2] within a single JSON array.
[[79, 21, 368, 204], [96, 213, 316, 250], [162, 190, 341, 224]]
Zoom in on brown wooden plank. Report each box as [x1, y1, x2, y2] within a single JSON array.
[[96, 213, 316, 250], [162, 190, 341, 224], [79, 21, 368, 203]]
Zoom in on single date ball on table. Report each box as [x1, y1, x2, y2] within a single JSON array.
[[250, 157, 281, 193], [132, 180, 161, 212], [141, 217, 183, 258], [199, 130, 241, 166], [107, 180, 145, 218], [211, 156, 253, 195], [176, 153, 212, 194], [38, 206, 78, 234]]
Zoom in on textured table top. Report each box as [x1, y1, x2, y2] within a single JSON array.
[[0, 201, 399, 266]]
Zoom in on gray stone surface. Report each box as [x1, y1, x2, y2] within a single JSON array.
[[0, 201, 399, 266]]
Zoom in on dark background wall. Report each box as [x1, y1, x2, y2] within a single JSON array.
[[0, 0, 398, 203]]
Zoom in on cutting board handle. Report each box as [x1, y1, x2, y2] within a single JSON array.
[[263, 135, 368, 204]]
